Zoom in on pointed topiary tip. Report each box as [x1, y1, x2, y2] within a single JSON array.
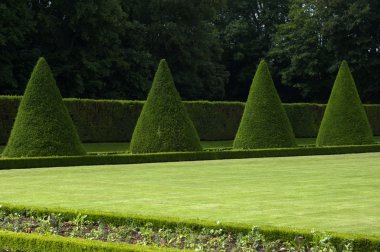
[[258, 59, 268, 68], [156, 59, 171, 73], [32, 57, 53, 77], [337, 60, 353, 78], [256, 60, 271, 76], [339, 60, 351, 72], [36, 57, 49, 67], [259, 59, 267, 64], [159, 59, 168, 66]]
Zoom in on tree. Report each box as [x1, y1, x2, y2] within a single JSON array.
[[233, 60, 296, 149], [216, 0, 290, 101], [320, 0, 380, 103], [130, 59, 202, 153], [0, 0, 36, 94], [127, 0, 228, 100], [27, 0, 154, 99], [316, 61, 373, 146], [269, 0, 380, 103], [0, 0, 154, 99], [3, 58, 86, 157]]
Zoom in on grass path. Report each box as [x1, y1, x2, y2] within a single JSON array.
[[1, 153, 379, 235]]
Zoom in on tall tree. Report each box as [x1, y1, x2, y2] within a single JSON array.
[[0, 0, 35, 94], [127, 0, 228, 100], [270, 0, 380, 103], [28, 0, 153, 99], [216, 0, 290, 101]]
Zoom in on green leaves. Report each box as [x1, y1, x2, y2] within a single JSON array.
[[3, 58, 86, 157], [233, 60, 296, 149], [130, 59, 202, 153], [269, 0, 380, 102], [216, 0, 290, 100], [316, 61, 374, 146]]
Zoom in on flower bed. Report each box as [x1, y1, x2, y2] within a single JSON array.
[[0, 208, 353, 252]]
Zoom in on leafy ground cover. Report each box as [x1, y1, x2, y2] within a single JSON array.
[[0, 153, 379, 236], [0, 209, 353, 251]]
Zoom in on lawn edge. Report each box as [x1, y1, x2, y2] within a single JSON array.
[[1, 144, 380, 170]]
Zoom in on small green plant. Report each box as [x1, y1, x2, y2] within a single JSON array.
[[69, 213, 88, 237]]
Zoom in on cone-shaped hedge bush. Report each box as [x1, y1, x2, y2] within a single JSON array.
[[316, 61, 374, 146], [233, 60, 296, 149], [2, 58, 86, 157], [130, 59, 202, 153]]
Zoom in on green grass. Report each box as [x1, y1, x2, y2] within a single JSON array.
[[0, 153, 379, 236]]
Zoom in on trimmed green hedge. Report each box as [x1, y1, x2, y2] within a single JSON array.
[[284, 103, 326, 137], [3, 57, 86, 157], [0, 230, 184, 252], [1, 96, 380, 144], [316, 61, 374, 146], [233, 60, 296, 149], [130, 59, 202, 153], [1, 144, 380, 170], [1, 204, 379, 252]]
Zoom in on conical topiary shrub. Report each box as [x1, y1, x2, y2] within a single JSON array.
[[2, 57, 86, 157], [130, 59, 202, 153], [316, 61, 374, 146], [233, 60, 296, 149]]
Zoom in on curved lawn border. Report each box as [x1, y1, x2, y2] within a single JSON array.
[[0, 204, 379, 252], [1, 144, 380, 170]]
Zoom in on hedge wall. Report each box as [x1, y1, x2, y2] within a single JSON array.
[[1, 96, 380, 144]]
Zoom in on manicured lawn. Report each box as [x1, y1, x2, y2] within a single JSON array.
[[0, 153, 379, 236]]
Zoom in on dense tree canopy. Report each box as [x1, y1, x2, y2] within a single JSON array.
[[0, 0, 379, 102], [0, 0, 35, 94], [125, 0, 228, 100], [216, 0, 290, 100], [270, 0, 380, 102]]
